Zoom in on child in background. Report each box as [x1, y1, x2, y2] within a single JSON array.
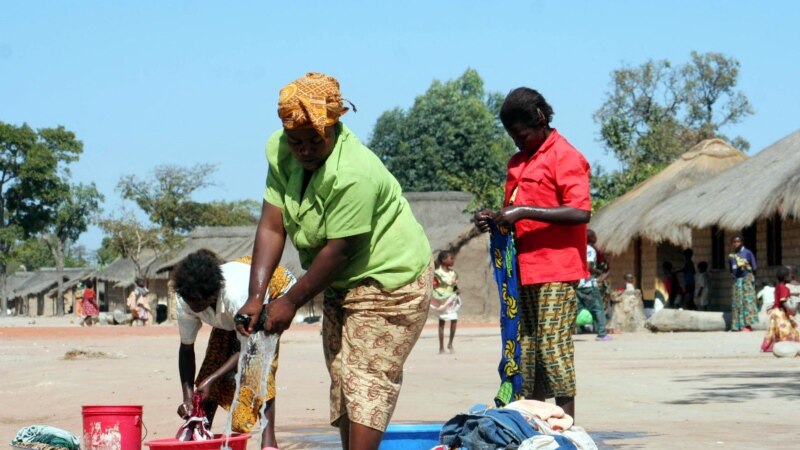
[[662, 261, 683, 308], [760, 266, 799, 352], [431, 250, 461, 354], [679, 249, 697, 309], [623, 273, 636, 291], [81, 280, 99, 327], [74, 282, 84, 318], [694, 262, 710, 311], [127, 277, 151, 326]]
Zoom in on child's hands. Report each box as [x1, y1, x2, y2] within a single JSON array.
[[195, 379, 212, 401]]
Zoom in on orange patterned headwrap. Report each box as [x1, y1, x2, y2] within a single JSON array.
[[277, 72, 350, 137]]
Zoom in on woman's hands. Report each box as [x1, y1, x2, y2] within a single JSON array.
[[264, 296, 299, 334], [234, 299, 265, 336], [492, 206, 526, 228], [474, 210, 494, 233], [475, 207, 528, 232]]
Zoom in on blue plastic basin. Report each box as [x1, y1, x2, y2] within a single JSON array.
[[379, 423, 442, 450]]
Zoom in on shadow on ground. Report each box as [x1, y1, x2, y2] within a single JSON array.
[[592, 431, 652, 449], [667, 370, 800, 405]]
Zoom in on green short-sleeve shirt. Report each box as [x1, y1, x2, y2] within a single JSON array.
[[264, 123, 431, 291]]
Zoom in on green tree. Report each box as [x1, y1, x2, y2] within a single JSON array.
[[39, 182, 103, 315], [95, 236, 121, 267], [369, 69, 515, 210], [97, 209, 162, 278], [10, 238, 53, 272], [593, 51, 753, 208], [9, 239, 91, 272], [115, 164, 261, 252], [188, 199, 260, 227], [117, 163, 216, 243], [0, 122, 83, 316]]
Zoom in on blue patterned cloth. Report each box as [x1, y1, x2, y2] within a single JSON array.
[[490, 223, 523, 407]]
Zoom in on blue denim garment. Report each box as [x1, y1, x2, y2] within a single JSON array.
[[440, 404, 578, 450]]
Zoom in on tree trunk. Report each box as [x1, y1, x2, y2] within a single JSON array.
[[45, 234, 66, 317], [55, 239, 65, 316], [0, 268, 7, 317]]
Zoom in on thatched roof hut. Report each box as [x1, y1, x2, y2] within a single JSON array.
[[591, 139, 748, 255], [3, 272, 35, 302], [12, 267, 94, 299], [642, 130, 800, 240], [145, 192, 473, 278], [94, 249, 159, 288], [144, 226, 302, 277]]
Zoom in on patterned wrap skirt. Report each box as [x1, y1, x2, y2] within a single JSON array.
[[732, 276, 759, 331], [518, 282, 579, 398], [761, 307, 800, 352], [322, 261, 433, 432]]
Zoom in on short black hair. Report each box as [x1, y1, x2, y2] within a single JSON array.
[[698, 261, 709, 272], [683, 248, 694, 258], [437, 250, 454, 267], [84, 279, 94, 289], [776, 266, 790, 283], [499, 87, 554, 130], [172, 249, 225, 307]]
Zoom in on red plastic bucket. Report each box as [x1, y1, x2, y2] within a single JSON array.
[[145, 433, 250, 450], [83, 405, 143, 450]]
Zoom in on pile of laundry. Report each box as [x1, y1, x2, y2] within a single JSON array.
[[434, 400, 597, 450], [10, 426, 80, 450]]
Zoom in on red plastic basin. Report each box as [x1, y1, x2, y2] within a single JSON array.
[[145, 433, 250, 450]]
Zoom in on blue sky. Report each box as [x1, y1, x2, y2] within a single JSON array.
[[2, 1, 799, 254]]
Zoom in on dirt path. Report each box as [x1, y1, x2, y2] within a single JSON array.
[[1, 317, 797, 449]]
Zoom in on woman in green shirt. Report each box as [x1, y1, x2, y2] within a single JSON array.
[[236, 72, 432, 450]]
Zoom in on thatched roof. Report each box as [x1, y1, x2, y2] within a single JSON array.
[[145, 226, 281, 277], [591, 139, 748, 255], [12, 267, 95, 299], [642, 130, 800, 242], [144, 192, 473, 278], [95, 249, 159, 287], [2, 272, 35, 301]]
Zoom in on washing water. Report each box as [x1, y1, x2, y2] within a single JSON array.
[[222, 311, 278, 450]]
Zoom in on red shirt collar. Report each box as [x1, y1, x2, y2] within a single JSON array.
[[520, 128, 560, 160]]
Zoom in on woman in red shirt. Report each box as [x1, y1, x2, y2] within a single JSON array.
[[476, 88, 591, 418]]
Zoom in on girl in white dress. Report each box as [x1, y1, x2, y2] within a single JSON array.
[[432, 250, 461, 353]]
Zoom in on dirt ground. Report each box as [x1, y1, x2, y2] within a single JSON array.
[[1, 316, 798, 450]]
